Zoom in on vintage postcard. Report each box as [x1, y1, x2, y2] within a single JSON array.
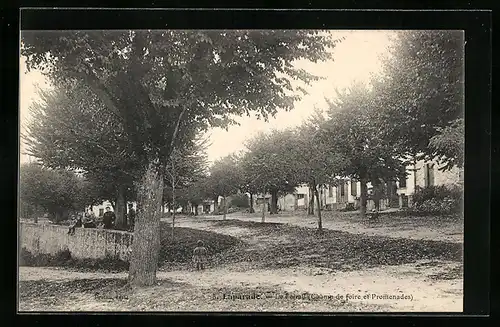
[[18, 25, 464, 312]]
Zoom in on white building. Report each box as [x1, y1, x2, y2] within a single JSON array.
[[262, 159, 463, 212]]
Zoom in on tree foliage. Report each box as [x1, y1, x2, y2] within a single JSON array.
[[374, 30, 464, 167], [19, 163, 93, 221], [203, 154, 242, 219], [242, 130, 300, 214], [428, 118, 464, 171], [320, 82, 407, 216], [23, 84, 138, 227], [21, 30, 337, 166]]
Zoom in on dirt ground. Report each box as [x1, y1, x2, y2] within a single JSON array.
[[19, 212, 463, 312], [177, 210, 463, 243]]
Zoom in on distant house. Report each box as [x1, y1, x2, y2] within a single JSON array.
[[396, 159, 463, 208], [190, 199, 217, 215]]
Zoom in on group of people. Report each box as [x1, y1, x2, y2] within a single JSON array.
[[67, 203, 136, 235], [66, 204, 209, 272]]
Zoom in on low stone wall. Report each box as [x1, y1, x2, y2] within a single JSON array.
[[19, 222, 133, 261]]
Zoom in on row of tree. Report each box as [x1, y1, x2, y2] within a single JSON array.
[[194, 30, 464, 231]]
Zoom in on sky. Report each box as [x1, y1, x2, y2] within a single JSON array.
[[19, 30, 394, 164]]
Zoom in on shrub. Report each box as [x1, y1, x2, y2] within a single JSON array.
[[412, 184, 463, 215], [229, 194, 250, 209]]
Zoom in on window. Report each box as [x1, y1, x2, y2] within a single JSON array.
[[328, 185, 333, 197], [399, 174, 407, 188], [350, 181, 357, 196], [296, 194, 305, 200], [425, 163, 435, 187], [340, 182, 345, 196], [99, 208, 104, 217]]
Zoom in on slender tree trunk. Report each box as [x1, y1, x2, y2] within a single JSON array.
[[194, 204, 199, 216], [273, 193, 279, 214], [213, 197, 219, 214], [314, 183, 323, 232], [270, 189, 278, 214], [171, 187, 176, 241], [129, 162, 163, 287], [249, 193, 255, 213], [261, 190, 266, 223], [223, 196, 227, 220], [308, 184, 315, 215], [359, 178, 368, 218], [115, 184, 127, 230], [413, 156, 418, 192]]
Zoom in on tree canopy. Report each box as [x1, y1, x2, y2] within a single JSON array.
[[373, 30, 464, 167], [22, 30, 337, 168], [20, 163, 93, 221]]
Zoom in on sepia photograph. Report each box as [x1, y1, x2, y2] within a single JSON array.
[[18, 27, 464, 312]]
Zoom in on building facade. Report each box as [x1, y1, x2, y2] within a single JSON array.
[[257, 159, 463, 212]]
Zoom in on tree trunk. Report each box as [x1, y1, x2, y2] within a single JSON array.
[[115, 184, 127, 230], [171, 187, 176, 241], [314, 183, 323, 232], [261, 191, 266, 223], [213, 197, 219, 214], [372, 179, 381, 212], [359, 178, 368, 218], [249, 193, 255, 213], [129, 162, 163, 287], [308, 184, 315, 215], [413, 156, 418, 192], [270, 189, 278, 214], [194, 204, 199, 216], [223, 196, 227, 220]]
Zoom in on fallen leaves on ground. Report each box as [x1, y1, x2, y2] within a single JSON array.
[[211, 220, 462, 273], [18, 278, 386, 312]]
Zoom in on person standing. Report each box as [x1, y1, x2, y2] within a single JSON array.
[[193, 240, 208, 271], [102, 206, 116, 230]]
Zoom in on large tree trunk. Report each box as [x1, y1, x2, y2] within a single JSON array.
[[308, 184, 315, 215], [129, 162, 163, 287], [359, 178, 368, 218], [223, 196, 227, 220], [270, 189, 278, 214], [249, 193, 255, 213], [314, 183, 323, 232], [115, 184, 127, 230]]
